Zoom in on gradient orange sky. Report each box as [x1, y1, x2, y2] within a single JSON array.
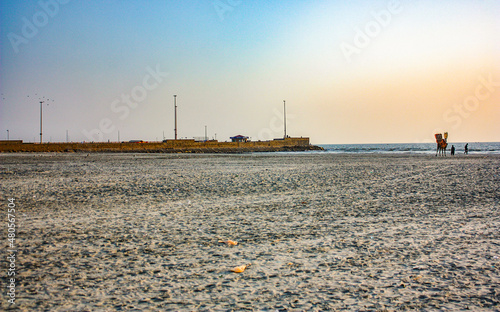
[[1, 0, 499, 144]]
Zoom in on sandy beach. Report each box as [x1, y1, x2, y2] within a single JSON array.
[[1, 152, 499, 311]]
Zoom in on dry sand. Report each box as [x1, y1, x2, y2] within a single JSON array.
[[1, 152, 499, 311]]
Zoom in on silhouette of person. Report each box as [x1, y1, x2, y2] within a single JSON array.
[[464, 143, 468, 155], [451, 145, 455, 155]]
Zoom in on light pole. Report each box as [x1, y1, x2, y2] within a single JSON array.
[[38, 97, 52, 143], [7, 130, 9, 140], [174, 95, 177, 140], [40, 100, 44, 143], [283, 100, 287, 139]]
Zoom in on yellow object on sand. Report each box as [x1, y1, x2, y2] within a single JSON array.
[[219, 240, 238, 246], [231, 264, 249, 273]]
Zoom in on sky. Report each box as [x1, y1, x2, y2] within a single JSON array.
[[1, 0, 499, 144]]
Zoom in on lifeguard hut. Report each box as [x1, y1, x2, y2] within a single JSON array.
[[230, 135, 249, 143]]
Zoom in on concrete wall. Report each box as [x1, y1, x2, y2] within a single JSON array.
[[0, 138, 316, 153]]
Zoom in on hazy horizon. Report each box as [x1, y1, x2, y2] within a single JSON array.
[[1, 1, 499, 145]]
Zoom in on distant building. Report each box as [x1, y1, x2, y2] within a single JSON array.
[[230, 135, 249, 143]]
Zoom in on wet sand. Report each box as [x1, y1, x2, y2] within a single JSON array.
[[1, 153, 499, 311]]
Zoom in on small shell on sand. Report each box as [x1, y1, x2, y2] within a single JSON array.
[[219, 240, 238, 246], [231, 264, 249, 273]]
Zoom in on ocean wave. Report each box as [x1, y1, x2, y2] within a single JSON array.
[[319, 142, 500, 154]]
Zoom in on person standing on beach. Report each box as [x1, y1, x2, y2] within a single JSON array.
[[451, 145, 455, 155], [464, 143, 468, 155]]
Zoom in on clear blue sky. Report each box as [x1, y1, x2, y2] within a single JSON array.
[[1, 0, 499, 144]]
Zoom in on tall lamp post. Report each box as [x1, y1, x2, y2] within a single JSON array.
[[40, 100, 44, 143], [174, 95, 178, 140], [283, 100, 287, 139], [38, 97, 52, 143]]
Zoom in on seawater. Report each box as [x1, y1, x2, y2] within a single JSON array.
[[318, 142, 500, 155]]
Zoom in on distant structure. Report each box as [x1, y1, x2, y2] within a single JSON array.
[[0, 137, 321, 153], [230, 135, 249, 143], [0, 140, 22, 144]]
